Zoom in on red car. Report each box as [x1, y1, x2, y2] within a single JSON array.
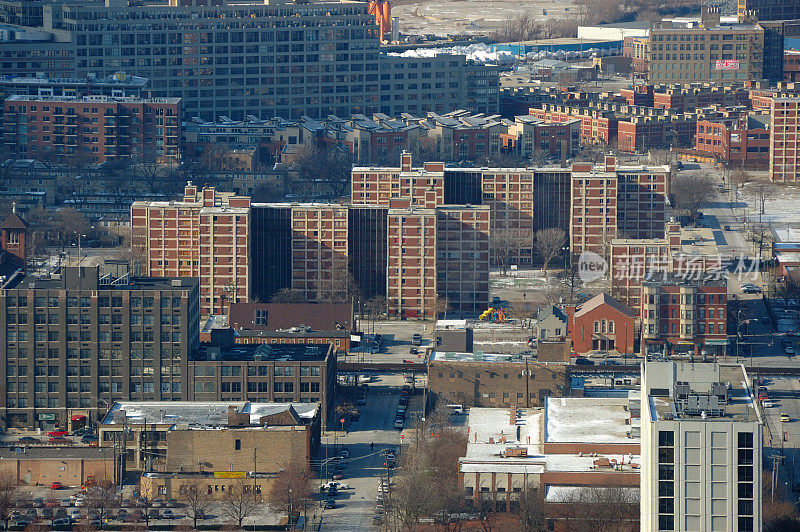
[[50, 482, 62, 490], [48, 437, 71, 444], [46, 431, 68, 438]]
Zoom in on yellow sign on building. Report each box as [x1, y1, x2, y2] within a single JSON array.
[[213, 471, 247, 479]]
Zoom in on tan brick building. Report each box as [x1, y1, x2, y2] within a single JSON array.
[[131, 183, 250, 317], [770, 96, 800, 183], [427, 352, 569, 408], [647, 7, 765, 84]]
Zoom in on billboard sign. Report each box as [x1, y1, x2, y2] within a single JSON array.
[[715, 60, 739, 70]]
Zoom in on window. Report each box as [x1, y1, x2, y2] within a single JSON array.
[[235, 439, 241, 450], [254, 309, 268, 326]]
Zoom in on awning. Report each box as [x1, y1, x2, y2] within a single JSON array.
[[704, 339, 729, 346], [70, 415, 87, 421], [676, 341, 694, 346]]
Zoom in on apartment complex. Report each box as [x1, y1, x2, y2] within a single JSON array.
[[570, 156, 670, 256], [131, 183, 251, 317], [648, 8, 765, 84], [641, 361, 762, 532], [0, 266, 201, 431], [0, 0, 499, 121], [352, 154, 573, 262], [3, 95, 181, 163]]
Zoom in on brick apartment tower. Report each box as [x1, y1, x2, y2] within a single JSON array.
[[131, 183, 250, 316]]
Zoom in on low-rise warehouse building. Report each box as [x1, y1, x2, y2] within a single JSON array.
[[0, 447, 114, 488]]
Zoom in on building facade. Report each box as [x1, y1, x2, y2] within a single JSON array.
[[427, 352, 569, 408], [3, 95, 181, 163], [131, 183, 251, 317], [770, 96, 800, 183], [647, 8, 765, 84], [641, 361, 762, 532], [0, 0, 499, 121], [640, 274, 729, 357], [0, 266, 200, 431]]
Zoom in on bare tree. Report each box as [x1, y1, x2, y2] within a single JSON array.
[[535, 228, 566, 276], [268, 463, 311, 523], [180, 481, 213, 530], [515, 484, 546, 532], [670, 172, 716, 224], [270, 288, 308, 303], [428, 294, 452, 331], [747, 224, 774, 260], [0, 473, 17, 531], [748, 181, 775, 221], [84, 480, 118, 523], [730, 166, 751, 191], [490, 229, 530, 275], [221, 479, 258, 528], [551, 484, 639, 531], [292, 144, 352, 199]]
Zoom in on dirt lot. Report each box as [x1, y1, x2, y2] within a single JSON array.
[[393, 0, 577, 37]]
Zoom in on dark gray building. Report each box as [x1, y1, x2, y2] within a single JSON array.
[[0, 266, 200, 431]]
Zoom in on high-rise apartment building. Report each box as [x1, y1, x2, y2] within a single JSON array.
[[770, 96, 800, 182], [0, 266, 200, 431], [131, 183, 250, 317], [3, 95, 181, 163], [351, 154, 572, 264], [648, 8, 765, 84], [641, 361, 762, 532], [0, 0, 499, 121], [290, 204, 350, 303], [570, 156, 670, 256]]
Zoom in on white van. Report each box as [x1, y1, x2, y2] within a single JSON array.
[[446, 404, 464, 415]]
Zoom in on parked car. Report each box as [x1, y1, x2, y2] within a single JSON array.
[[69, 508, 81, 520], [51, 518, 70, 527], [409, 347, 419, 355], [49, 437, 71, 444], [162, 508, 174, 519], [60, 498, 72, 507], [33, 498, 44, 508], [18, 437, 39, 444], [394, 419, 404, 429], [47, 431, 68, 438], [574, 357, 595, 366], [781, 412, 791, 422], [81, 434, 99, 444], [763, 400, 775, 408], [325, 499, 337, 509], [411, 334, 422, 346], [50, 482, 63, 490]]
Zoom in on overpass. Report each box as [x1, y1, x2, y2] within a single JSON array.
[[338, 362, 800, 376]]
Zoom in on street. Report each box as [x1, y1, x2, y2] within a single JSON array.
[[317, 374, 419, 531]]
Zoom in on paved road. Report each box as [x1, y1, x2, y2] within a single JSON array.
[[318, 375, 412, 531], [758, 376, 800, 502]]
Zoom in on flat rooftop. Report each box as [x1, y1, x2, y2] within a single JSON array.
[[101, 401, 319, 426], [5, 272, 198, 292], [644, 362, 760, 423], [461, 407, 640, 475], [194, 342, 330, 362], [545, 397, 639, 444]]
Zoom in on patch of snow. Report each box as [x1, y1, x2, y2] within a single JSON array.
[[545, 397, 638, 443]]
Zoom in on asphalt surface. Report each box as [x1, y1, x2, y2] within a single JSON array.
[[317, 374, 422, 531]]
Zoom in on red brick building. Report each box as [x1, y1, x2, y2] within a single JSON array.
[[770, 96, 800, 182], [131, 183, 250, 317], [695, 115, 770, 167], [640, 273, 728, 357], [567, 293, 636, 354], [623, 36, 650, 74], [570, 156, 670, 256], [528, 105, 618, 145], [3, 95, 181, 164], [784, 50, 800, 82]]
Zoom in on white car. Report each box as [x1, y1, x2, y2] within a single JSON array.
[[319, 481, 351, 492], [763, 400, 775, 408]]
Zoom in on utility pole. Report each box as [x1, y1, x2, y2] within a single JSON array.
[[770, 453, 785, 503], [253, 447, 258, 500]]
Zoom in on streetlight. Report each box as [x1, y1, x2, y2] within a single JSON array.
[[73, 231, 86, 266]]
